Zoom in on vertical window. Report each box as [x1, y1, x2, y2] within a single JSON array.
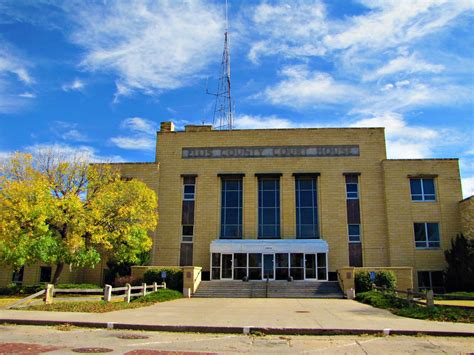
[[220, 177, 243, 239], [410, 178, 435, 201], [345, 174, 363, 267], [348, 224, 361, 243], [12, 266, 24, 285], [295, 177, 319, 239], [414, 222, 440, 248], [180, 176, 196, 266], [258, 177, 280, 238], [40, 266, 52, 283], [211, 253, 221, 280], [346, 181, 359, 199]]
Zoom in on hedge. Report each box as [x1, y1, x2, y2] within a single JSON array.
[[355, 270, 397, 293], [143, 267, 183, 292]]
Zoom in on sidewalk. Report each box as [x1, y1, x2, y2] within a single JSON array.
[[1, 298, 473, 336]]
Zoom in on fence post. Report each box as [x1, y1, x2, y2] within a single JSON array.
[[407, 288, 413, 306], [104, 284, 112, 302], [142, 283, 147, 296], [44, 284, 54, 304], [162, 281, 166, 289], [426, 290, 434, 308], [153, 282, 158, 292], [124, 283, 131, 303]]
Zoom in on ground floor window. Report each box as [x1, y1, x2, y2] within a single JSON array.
[[210, 252, 327, 281], [40, 266, 52, 283], [12, 266, 24, 285], [418, 271, 444, 292]]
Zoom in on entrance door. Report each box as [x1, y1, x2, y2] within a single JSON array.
[[263, 254, 274, 280], [305, 254, 316, 279], [221, 254, 233, 279]]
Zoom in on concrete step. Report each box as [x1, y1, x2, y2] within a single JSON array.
[[193, 281, 344, 299]]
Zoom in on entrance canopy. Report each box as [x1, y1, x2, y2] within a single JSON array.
[[210, 239, 328, 254]]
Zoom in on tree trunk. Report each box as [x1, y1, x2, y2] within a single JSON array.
[[52, 262, 64, 285]]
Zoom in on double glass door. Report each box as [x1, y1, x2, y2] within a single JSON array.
[[213, 252, 327, 281]]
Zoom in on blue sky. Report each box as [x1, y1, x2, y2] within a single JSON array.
[[0, 0, 473, 196]]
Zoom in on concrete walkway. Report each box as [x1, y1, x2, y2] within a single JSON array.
[[1, 298, 473, 336]]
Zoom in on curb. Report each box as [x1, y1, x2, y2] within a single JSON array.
[[1, 319, 473, 337]]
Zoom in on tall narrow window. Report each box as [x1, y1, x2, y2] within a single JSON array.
[[220, 177, 243, 239], [345, 173, 363, 267], [258, 177, 280, 239], [295, 176, 319, 239], [410, 178, 436, 201], [180, 175, 196, 266]]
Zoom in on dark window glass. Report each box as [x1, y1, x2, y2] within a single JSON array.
[[418, 271, 444, 292], [179, 243, 193, 266], [220, 178, 243, 239], [414, 222, 440, 248], [212, 253, 221, 267], [346, 183, 358, 199], [348, 224, 361, 242], [12, 266, 24, 284], [40, 266, 51, 283], [183, 184, 195, 200], [410, 178, 436, 201], [275, 253, 288, 267], [182, 201, 195, 225], [182, 225, 193, 236], [258, 178, 280, 238], [296, 177, 318, 239]]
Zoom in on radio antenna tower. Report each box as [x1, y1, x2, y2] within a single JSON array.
[[208, 0, 233, 130]]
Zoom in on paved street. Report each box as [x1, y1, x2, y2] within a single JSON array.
[[0, 324, 473, 354], [1, 298, 474, 334]]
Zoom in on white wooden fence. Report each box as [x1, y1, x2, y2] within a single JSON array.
[[7, 282, 166, 309]]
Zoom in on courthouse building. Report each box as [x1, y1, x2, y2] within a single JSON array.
[[2, 121, 472, 292]]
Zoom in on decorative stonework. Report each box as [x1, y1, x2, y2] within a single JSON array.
[[182, 145, 360, 159]]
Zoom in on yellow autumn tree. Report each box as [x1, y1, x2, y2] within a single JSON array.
[[0, 151, 157, 284]]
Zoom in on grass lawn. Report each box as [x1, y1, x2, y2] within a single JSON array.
[[24, 289, 182, 313], [0, 296, 22, 308], [356, 291, 474, 323]]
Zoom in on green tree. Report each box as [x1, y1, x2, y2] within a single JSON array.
[[444, 234, 474, 292], [0, 151, 158, 284]]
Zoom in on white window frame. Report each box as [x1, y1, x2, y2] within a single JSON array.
[[410, 178, 436, 202], [183, 184, 195, 201], [348, 224, 361, 243], [414, 222, 440, 249], [346, 182, 359, 199]]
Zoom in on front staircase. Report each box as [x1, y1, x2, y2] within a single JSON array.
[[193, 280, 344, 298]]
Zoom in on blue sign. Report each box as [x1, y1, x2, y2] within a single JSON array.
[[370, 272, 376, 281], [161, 271, 167, 279]]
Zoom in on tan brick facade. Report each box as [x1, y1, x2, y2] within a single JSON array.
[[459, 196, 474, 238], [1, 123, 469, 291]]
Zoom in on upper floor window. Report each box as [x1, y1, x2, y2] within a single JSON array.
[[410, 178, 435, 201], [414, 222, 440, 249], [295, 177, 319, 239], [220, 177, 243, 239], [348, 224, 361, 243], [258, 177, 280, 239], [345, 175, 359, 199]]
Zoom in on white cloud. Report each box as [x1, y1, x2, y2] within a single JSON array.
[[26, 143, 123, 163], [461, 177, 474, 198], [350, 112, 441, 158], [68, 1, 223, 97], [234, 114, 293, 129], [0, 41, 34, 112], [110, 117, 158, 151], [62, 78, 85, 92], [109, 136, 156, 151], [324, 1, 472, 52], [363, 53, 445, 81], [120, 117, 157, 134], [18, 91, 36, 98], [264, 65, 361, 108], [50, 121, 89, 142], [247, 1, 327, 63]]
